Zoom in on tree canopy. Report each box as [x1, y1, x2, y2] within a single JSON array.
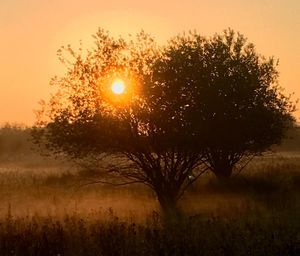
[[151, 29, 295, 178], [34, 29, 208, 217], [34, 28, 295, 217]]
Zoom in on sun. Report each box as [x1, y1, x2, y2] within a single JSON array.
[[111, 79, 125, 95]]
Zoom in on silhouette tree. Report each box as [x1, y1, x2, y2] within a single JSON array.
[[34, 29, 207, 218], [152, 29, 295, 179]]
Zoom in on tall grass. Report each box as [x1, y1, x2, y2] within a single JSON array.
[[0, 210, 298, 256]]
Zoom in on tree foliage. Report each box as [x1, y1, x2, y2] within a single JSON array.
[[34, 28, 295, 217], [152, 29, 295, 178], [34, 29, 207, 218]]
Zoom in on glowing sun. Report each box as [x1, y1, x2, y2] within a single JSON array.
[[111, 79, 125, 95]]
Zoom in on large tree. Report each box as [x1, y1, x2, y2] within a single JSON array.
[[34, 29, 207, 218], [151, 29, 295, 179]]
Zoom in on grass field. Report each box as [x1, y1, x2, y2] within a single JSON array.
[[0, 152, 299, 255]]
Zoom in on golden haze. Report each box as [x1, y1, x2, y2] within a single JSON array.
[[0, 0, 299, 124]]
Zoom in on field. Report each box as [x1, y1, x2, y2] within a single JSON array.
[[0, 151, 299, 255], [0, 125, 299, 255]]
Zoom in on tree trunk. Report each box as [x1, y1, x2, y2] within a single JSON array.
[[157, 193, 181, 221], [212, 164, 233, 180]]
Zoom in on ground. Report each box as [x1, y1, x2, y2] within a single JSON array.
[[0, 151, 299, 255]]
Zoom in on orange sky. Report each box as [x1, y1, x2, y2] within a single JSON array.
[[0, 0, 299, 125]]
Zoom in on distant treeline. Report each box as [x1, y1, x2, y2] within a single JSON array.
[[275, 125, 300, 152], [0, 124, 37, 161], [0, 124, 32, 155], [0, 124, 299, 160]]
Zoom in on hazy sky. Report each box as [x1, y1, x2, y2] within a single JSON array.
[[0, 0, 299, 125]]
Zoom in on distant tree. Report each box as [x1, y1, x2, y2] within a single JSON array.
[[151, 29, 295, 179], [34, 29, 207, 218]]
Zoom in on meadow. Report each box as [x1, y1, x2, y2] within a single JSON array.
[[0, 126, 299, 255]]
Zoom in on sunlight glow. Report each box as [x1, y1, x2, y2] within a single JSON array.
[[111, 79, 125, 95]]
